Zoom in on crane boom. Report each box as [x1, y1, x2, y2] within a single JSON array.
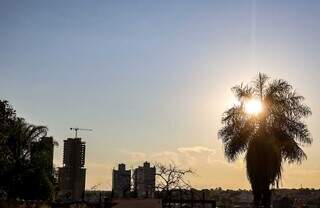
[[70, 127, 93, 138]]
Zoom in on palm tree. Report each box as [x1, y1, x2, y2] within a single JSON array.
[[7, 118, 48, 165], [218, 73, 312, 207], [5, 118, 49, 199]]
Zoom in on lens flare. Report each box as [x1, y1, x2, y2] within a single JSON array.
[[245, 99, 263, 115]]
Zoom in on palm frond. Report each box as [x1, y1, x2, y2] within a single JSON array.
[[232, 84, 254, 101], [252, 73, 269, 98], [280, 139, 307, 164], [26, 125, 48, 142], [219, 106, 255, 161]]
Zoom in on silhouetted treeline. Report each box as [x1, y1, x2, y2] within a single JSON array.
[[0, 99, 56, 200]]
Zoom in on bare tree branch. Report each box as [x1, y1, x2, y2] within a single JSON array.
[[154, 162, 195, 193]]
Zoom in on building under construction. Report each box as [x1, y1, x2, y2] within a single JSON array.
[[58, 138, 86, 201]]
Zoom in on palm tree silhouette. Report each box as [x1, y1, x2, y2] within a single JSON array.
[[5, 118, 49, 198], [219, 73, 312, 207]]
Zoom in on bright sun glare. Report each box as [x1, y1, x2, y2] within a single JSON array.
[[245, 99, 263, 115]]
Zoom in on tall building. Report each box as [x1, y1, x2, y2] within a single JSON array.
[[31, 136, 54, 177], [133, 162, 156, 198], [112, 164, 131, 198], [58, 138, 86, 201]]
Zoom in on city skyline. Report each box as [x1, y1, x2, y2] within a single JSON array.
[[1, 0, 320, 191]]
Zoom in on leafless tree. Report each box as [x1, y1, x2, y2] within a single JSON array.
[[155, 162, 194, 193]]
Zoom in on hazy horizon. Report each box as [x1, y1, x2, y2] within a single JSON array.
[[1, 0, 319, 190]]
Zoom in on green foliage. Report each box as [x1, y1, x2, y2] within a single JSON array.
[[0, 99, 55, 200]]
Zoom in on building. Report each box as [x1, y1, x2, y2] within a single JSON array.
[[30, 136, 55, 199], [112, 164, 131, 198], [31, 136, 54, 177], [58, 138, 86, 201], [133, 162, 156, 198]]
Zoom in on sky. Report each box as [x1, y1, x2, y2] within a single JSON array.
[[0, 0, 320, 190]]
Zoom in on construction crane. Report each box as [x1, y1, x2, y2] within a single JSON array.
[[70, 127, 93, 138]]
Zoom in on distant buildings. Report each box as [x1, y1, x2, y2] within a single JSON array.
[[58, 138, 86, 201], [112, 164, 131, 198], [133, 162, 156, 198], [112, 162, 156, 199]]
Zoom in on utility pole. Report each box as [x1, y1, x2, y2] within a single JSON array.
[[70, 127, 93, 138]]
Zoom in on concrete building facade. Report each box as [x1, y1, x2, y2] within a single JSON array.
[[112, 164, 131, 198], [133, 162, 156, 198], [58, 138, 86, 201]]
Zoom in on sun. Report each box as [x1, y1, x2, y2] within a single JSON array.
[[245, 98, 263, 115]]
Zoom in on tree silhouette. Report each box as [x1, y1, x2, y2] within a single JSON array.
[[0, 99, 56, 200], [218, 73, 312, 207], [155, 162, 194, 202]]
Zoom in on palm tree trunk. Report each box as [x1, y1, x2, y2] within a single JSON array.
[[253, 187, 271, 208], [253, 189, 261, 208], [262, 188, 271, 208]]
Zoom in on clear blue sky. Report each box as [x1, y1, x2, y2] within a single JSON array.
[[1, 0, 319, 189]]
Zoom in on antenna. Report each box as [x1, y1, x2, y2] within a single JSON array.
[[70, 127, 93, 138]]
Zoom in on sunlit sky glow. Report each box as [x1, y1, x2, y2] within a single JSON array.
[[245, 99, 263, 115], [0, 1, 320, 190]]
